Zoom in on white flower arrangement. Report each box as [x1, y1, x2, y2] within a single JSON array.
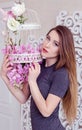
[[7, 17, 20, 31], [0, 2, 26, 32], [12, 2, 25, 16], [9, 2, 26, 31]]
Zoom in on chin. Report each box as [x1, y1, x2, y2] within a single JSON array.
[[41, 53, 46, 59]]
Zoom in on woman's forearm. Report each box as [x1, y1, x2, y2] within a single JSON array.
[[29, 81, 61, 117], [29, 81, 50, 117]]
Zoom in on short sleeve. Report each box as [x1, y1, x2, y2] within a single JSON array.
[[49, 69, 69, 98]]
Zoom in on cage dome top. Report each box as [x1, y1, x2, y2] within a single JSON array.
[[17, 8, 41, 30]]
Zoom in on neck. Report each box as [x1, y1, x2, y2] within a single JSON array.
[[45, 58, 58, 67]]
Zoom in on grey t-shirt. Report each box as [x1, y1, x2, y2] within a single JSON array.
[[30, 62, 69, 130]]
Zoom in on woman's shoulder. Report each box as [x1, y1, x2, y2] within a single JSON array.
[[52, 66, 69, 86], [55, 66, 68, 73], [53, 66, 69, 79]]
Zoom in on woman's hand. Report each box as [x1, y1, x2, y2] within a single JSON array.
[[28, 62, 41, 84], [0, 55, 13, 78], [0, 55, 30, 104]]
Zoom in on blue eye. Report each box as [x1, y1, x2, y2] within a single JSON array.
[[54, 42, 59, 46], [53, 40, 59, 47]]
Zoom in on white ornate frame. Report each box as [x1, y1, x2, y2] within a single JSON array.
[[57, 11, 82, 130]]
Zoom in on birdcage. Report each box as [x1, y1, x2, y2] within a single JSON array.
[[3, 1, 43, 64], [0, 1, 43, 87], [15, 7, 42, 45]]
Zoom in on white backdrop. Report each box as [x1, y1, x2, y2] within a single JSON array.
[[57, 11, 82, 130]]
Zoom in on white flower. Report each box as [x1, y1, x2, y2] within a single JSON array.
[[12, 2, 25, 16], [7, 17, 20, 31]]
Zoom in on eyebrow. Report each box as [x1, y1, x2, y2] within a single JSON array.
[[54, 40, 60, 45], [47, 34, 60, 45]]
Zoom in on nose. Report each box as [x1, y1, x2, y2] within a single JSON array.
[[45, 41, 51, 47]]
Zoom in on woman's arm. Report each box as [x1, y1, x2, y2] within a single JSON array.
[[29, 81, 61, 117], [28, 62, 61, 117], [0, 55, 30, 104]]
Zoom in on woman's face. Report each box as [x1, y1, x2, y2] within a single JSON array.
[[41, 30, 60, 62]]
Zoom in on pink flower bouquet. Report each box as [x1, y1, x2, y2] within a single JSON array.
[[2, 40, 42, 89]]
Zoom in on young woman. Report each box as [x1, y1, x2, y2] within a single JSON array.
[[0, 25, 78, 130]]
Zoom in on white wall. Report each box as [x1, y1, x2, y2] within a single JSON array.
[[24, 0, 82, 35]]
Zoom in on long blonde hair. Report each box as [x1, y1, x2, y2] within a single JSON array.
[[47, 25, 78, 124]]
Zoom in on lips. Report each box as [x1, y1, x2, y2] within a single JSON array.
[[42, 48, 48, 53]]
